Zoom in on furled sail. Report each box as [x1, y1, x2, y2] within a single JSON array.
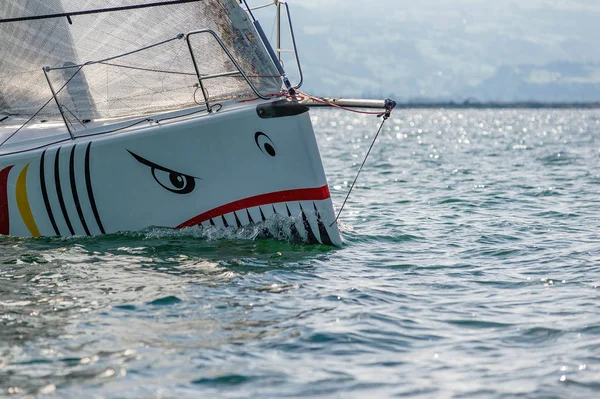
[[0, 0, 282, 120]]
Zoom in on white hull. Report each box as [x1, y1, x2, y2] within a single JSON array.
[[0, 99, 342, 246]]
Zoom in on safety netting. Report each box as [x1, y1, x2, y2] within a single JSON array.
[[0, 0, 282, 121]]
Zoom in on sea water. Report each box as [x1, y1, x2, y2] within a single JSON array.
[[1, 109, 599, 398]]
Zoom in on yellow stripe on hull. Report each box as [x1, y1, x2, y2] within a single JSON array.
[[16, 163, 40, 237]]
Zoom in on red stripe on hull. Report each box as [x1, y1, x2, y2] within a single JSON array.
[[177, 185, 331, 229], [0, 166, 14, 235]]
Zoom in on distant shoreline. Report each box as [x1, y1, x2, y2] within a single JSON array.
[[391, 101, 600, 109]]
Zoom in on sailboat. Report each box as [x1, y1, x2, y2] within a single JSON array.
[[0, 0, 394, 246]]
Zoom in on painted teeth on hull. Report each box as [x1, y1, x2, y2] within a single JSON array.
[[221, 215, 229, 228], [259, 207, 267, 222], [300, 203, 319, 244], [246, 209, 255, 224], [314, 203, 334, 246], [195, 201, 336, 245], [286, 204, 302, 243], [233, 212, 243, 229]]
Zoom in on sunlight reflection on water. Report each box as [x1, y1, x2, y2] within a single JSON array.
[[1, 109, 600, 398]]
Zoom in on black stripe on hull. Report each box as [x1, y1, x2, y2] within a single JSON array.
[[40, 150, 60, 236], [69, 146, 90, 236], [85, 143, 106, 234], [54, 147, 75, 235]]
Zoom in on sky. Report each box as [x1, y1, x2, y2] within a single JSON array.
[[250, 0, 600, 101]]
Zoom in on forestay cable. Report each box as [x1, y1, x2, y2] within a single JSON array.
[[330, 98, 396, 227]]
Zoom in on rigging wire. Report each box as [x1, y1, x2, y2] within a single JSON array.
[[98, 61, 196, 76], [241, 0, 257, 21], [0, 96, 55, 147], [329, 97, 397, 227], [98, 61, 281, 79], [330, 117, 388, 227], [0, 0, 205, 24], [0, 63, 87, 147]]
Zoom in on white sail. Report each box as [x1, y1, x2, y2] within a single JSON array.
[[0, 0, 282, 120]]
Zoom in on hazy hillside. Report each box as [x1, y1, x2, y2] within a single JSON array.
[[261, 0, 600, 101]]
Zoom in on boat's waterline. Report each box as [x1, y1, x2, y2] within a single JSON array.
[[178, 186, 341, 246]]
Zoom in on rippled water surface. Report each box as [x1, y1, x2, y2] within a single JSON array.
[[2, 109, 600, 398]]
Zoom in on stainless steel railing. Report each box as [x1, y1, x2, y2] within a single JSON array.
[[185, 29, 275, 112], [40, 28, 280, 136]]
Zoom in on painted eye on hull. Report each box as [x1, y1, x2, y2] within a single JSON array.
[[127, 150, 197, 194], [255, 132, 276, 157]]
